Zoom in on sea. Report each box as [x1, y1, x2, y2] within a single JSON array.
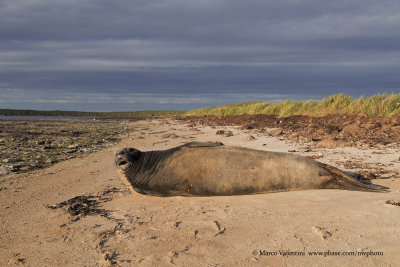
[[0, 115, 98, 121]]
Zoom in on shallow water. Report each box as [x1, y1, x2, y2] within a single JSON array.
[[0, 115, 98, 121]]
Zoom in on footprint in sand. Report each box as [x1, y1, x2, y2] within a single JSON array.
[[193, 221, 226, 239], [312, 226, 336, 240], [213, 220, 226, 236]]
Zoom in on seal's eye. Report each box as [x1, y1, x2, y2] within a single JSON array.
[[129, 148, 135, 153]]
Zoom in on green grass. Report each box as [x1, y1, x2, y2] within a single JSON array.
[[185, 93, 400, 117]]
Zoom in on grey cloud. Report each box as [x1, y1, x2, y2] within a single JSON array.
[[2, 0, 399, 43], [0, 0, 399, 111], [1, 63, 398, 96]]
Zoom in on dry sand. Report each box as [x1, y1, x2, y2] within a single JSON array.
[[1, 118, 400, 266]]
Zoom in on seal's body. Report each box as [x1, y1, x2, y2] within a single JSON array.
[[115, 142, 387, 196]]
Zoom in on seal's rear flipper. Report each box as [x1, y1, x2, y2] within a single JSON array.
[[336, 178, 390, 192], [325, 165, 390, 192]]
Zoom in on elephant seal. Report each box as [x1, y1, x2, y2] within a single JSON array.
[[115, 142, 388, 196]]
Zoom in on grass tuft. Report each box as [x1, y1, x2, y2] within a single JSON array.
[[185, 93, 400, 117]]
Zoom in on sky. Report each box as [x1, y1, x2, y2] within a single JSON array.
[[0, 0, 399, 111]]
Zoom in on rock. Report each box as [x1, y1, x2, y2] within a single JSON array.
[[359, 171, 376, 180], [270, 128, 283, 136], [297, 136, 311, 144], [386, 200, 400, 206], [241, 124, 255, 130], [341, 125, 367, 138], [45, 139, 53, 145], [223, 131, 234, 137], [288, 149, 297, 152], [10, 164, 23, 171], [0, 165, 10, 175], [362, 123, 377, 130], [316, 138, 350, 148], [216, 130, 233, 137], [19, 166, 32, 172], [83, 148, 99, 153], [244, 135, 256, 141], [36, 140, 45, 145], [161, 133, 179, 139], [380, 173, 395, 179], [2, 158, 17, 163], [8, 258, 25, 265]]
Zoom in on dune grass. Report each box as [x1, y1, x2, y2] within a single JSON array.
[[185, 93, 400, 117]]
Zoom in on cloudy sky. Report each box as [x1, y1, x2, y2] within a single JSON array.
[[1, 0, 399, 111]]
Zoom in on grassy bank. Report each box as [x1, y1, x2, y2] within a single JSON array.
[[185, 93, 400, 117], [2, 93, 399, 118]]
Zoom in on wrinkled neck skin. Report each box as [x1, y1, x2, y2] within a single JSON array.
[[118, 142, 224, 196], [123, 151, 165, 190], [121, 145, 189, 195]]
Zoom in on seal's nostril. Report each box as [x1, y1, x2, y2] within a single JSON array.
[[118, 151, 125, 155]]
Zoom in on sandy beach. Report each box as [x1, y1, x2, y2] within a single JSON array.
[[1, 118, 400, 266]]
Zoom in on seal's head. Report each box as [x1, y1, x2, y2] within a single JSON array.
[[115, 147, 141, 172]]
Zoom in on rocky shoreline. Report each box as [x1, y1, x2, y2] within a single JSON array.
[[0, 119, 138, 177], [178, 114, 400, 148]]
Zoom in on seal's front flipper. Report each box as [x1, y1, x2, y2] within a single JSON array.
[[180, 141, 224, 148]]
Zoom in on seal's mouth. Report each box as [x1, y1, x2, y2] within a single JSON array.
[[118, 160, 128, 167], [118, 160, 127, 165], [115, 157, 131, 171]]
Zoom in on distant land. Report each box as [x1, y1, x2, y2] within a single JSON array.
[[1, 93, 399, 118], [0, 109, 185, 118]]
